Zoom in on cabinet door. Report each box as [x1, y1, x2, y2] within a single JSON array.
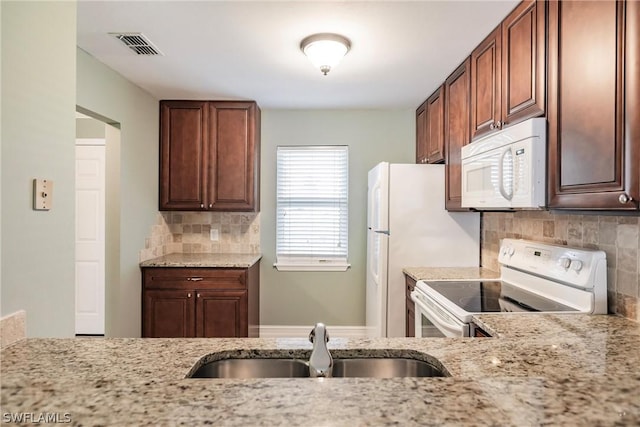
[[143, 290, 195, 337], [547, 0, 639, 209], [444, 58, 471, 211], [208, 102, 259, 211], [196, 290, 248, 337], [405, 275, 417, 337], [406, 299, 415, 338], [471, 26, 502, 140], [159, 101, 208, 210], [501, 0, 545, 125], [415, 101, 428, 164], [426, 86, 445, 164]]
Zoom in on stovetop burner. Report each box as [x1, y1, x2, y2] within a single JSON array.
[[425, 280, 578, 313]]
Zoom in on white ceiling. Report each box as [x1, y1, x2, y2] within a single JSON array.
[[77, 0, 519, 109]]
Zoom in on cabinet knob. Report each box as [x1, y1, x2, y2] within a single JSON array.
[[489, 122, 495, 130], [209, 203, 213, 208], [496, 121, 502, 129], [197, 293, 201, 298], [619, 194, 632, 204], [200, 203, 204, 209], [187, 293, 192, 298]]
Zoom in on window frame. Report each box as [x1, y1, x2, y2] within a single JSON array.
[[274, 145, 350, 272]]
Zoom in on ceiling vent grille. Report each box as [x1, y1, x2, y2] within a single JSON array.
[[110, 32, 163, 56]]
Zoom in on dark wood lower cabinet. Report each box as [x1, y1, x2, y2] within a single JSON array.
[[473, 326, 491, 337], [196, 290, 248, 338], [142, 263, 259, 338], [144, 290, 195, 338], [405, 275, 417, 337]]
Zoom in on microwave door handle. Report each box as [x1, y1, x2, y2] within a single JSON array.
[[498, 148, 514, 201], [411, 291, 465, 337]]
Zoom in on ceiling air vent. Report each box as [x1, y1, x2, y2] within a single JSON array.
[[110, 32, 163, 56]]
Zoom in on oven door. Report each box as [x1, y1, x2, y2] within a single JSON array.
[[411, 290, 469, 337]]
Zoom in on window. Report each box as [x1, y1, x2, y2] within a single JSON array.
[[275, 146, 349, 271]]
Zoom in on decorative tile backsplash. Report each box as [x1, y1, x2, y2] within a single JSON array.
[[481, 211, 639, 322], [140, 212, 260, 262], [1, 310, 26, 349]]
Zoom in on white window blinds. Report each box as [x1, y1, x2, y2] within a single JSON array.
[[275, 146, 349, 271]]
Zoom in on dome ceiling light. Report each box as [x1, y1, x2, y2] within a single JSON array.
[[300, 33, 351, 76]]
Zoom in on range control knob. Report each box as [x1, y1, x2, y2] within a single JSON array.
[[558, 256, 571, 269], [507, 247, 515, 256], [570, 260, 583, 272]]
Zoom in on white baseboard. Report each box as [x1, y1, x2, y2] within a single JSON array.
[[259, 325, 367, 339]]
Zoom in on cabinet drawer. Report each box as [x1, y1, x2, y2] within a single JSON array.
[[142, 268, 247, 290]]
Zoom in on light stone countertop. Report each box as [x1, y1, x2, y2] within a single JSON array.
[[2, 315, 639, 426], [403, 266, 500, 282], [140, 253, 262, 268]]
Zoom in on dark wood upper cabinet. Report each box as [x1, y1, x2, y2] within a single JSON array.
[[501, 0, 546, 125], [208, 102, 260, 211], [160, 100, 260, 212], [444, 58, 472, 211], [416, 86, 445, 165], [547, 0, 639, 210], [415, 100, 428, 164], [426, 86, 445, 164], [159, 101, 208, 210], [471, 0, 545, 140], [471, 26, 502, 140]]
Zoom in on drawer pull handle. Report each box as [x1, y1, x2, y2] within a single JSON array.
[[187, 277, 204, 282]]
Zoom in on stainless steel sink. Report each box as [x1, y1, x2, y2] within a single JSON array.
[[188, 356, 449, 379], [332, 358, 448, 378], [189, 358, 310, 379]]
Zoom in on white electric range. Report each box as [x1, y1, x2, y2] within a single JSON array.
[[410, 238, 607, 337]]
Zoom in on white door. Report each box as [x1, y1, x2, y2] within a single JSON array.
[[75, 142, 106, 335]]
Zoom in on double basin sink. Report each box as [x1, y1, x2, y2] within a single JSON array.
[[187, 350, 450, 379]]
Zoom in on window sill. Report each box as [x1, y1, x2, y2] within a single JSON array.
[[273, 263, 351, 272]]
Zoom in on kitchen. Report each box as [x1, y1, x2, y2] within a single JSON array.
[[2, 0, 640, 425]]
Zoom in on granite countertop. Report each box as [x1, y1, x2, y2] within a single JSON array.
[[2, 315, 639, 426], [403, 266, 500, 282], [140, 253, 262, 268]]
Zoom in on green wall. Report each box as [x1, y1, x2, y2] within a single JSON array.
[[260, 110, 414, 326], [76, 48, 158, 337], [1, 1, 77, 336]]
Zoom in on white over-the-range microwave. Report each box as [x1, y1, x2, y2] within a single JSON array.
[[461, 118, 546, 210]]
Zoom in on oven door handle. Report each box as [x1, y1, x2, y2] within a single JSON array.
[[411, 291, 468, 337]]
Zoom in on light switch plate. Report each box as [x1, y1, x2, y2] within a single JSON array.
[[210, 228, 219, 241], [33, 179, 53, 210]]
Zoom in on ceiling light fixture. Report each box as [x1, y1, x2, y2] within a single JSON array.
[[300, 33, 351, 76]]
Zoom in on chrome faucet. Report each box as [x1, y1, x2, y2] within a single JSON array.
[[308, 323, 332, 377]]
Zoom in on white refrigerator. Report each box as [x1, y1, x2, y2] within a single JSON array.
[[366, 162, 480, 337]]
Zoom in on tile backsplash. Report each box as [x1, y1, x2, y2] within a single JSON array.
[[140, 212, 260, 262], [481, 211, 639, 322], [1, 310, 26, 349]]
